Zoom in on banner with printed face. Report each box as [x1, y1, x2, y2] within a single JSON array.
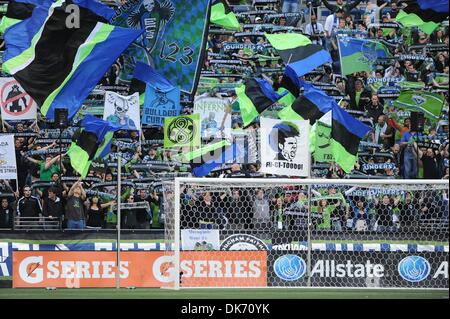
[[13, 251, 267, 288], [142, 85, 180, 126], [0, 78, 37, 121], [0, 134, 17, 180], [103, 91, 140, 131], [193, 95, 232, 139], [110, 0, 210, 95], [259, 118, 310, 177]]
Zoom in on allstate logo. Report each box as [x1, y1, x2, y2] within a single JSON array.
[[398, 256, 431, 282], [273, 255, 306, 281]]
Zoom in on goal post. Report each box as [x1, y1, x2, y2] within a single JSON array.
[[163, 178, 449, 290]]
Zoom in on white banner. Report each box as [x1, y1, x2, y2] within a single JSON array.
[[103, 91, 140, 130], [0, 134, 17, 180], [259, 118, 310, 177], [0, 78, 37, 121], [181, 229, 220, 251], [193, 95, 232, 139]]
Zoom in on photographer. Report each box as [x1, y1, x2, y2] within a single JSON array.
[[304, 14, 325, 47]]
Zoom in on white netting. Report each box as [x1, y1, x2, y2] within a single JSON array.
[[163, 179, 449, 289]]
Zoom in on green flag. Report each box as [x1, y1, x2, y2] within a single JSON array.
[[393, 90, 444, 121], [164, 113, 201, 148], [313, 118, 334, 163], [210, 0, 240, 31], [396, 10, 440, 35]]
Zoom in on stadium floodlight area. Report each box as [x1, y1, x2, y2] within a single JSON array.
[[163, 178, 449, 290]]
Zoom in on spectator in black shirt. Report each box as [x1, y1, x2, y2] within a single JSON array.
[[365, 94, 384, 123], [347, 78, 371, 111], [17, 185, 42, 218], [42, 187, 63, 219], [134, 189, 158, 229], [419, 148, 440, 179], [374, 195, 399, 232], [0, 198, 14, 229], [193, 191, 224, 229]]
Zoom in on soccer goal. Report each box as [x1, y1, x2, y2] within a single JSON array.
[[162, 178, 449, 289]]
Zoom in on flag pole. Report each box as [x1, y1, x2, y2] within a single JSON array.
[[116, 153, 121, 289]]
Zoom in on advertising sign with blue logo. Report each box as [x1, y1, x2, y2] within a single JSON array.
[[268, 252, 448, 288]]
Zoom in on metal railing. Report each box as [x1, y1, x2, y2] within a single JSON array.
[[14, 217, 61, 230]]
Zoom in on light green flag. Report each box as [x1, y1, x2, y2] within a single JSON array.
[[210, 0, 240, 31], [396, 10, 440, 35], [164, 113, 201, 148], [393, 90, 444, 121]]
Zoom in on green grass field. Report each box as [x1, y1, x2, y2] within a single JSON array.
[[0, 288, 447, 299]]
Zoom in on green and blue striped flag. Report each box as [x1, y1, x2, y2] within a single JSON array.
[[235, 77, 287, 127], [330, 104, 371, 173], [2, 0, 143, 121], [265, 32, 331, 80], [337, 37, 390, 76]]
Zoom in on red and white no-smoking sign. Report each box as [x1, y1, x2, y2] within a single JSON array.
[[0, 78, 37, 120]]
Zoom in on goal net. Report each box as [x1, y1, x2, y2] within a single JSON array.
[[162, 178, 449, 289]]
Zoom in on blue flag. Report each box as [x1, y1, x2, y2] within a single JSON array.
[[133, 62, 181, 126], [338, 37, 389, 76], [192, 142, 242, 177], [2, 0, 142, 121], [111, 0, 210, 94]]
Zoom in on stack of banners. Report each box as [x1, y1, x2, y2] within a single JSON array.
[[392, 91, 445, 121], [0, 134, 17, 180], [259, 118, 310, 177], [103, 91, 140, 131], [2, 0, 143, 121], [235, 77, 286, 127], [111, 0, 210, 95], [67, 114, 126, 178], [330, 104, 372, 173], [0, 77, 37, 121], [164, 113, 201, 149], [396, 0, 448, 34], [210, 0, 240, 31], [178, 139, 240, 177], [265, 33, 331, 80], [193, 95, 232, 139], [337, 37, 390, 76]]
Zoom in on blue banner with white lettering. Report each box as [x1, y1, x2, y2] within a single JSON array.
[[111, 0, 211, 95], [142, 85, 181, 126]]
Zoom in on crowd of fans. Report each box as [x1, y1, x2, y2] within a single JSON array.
[[0, 0, 448, 231]]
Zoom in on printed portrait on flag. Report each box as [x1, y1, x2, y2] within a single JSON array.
[[111, 0, 210, 94], [0, 78, 37, 121], [103, 91, 140, 131], [142, 85, 180, 126], [193, 95, 232, 139], [260, 118, 310, 177]]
